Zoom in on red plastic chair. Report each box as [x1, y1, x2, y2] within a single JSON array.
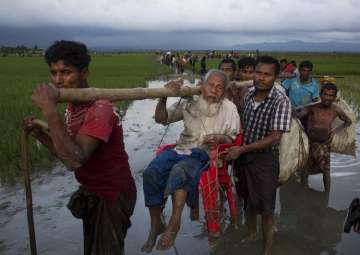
[[198, 133, 243, 241], [155, 133, 244, 242]]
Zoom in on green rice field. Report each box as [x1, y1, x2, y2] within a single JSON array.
[[0, 52, 359, 183], [0, 53, 170, 183]]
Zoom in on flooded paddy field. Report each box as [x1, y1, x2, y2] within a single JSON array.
[[0, 79, 359, 255]]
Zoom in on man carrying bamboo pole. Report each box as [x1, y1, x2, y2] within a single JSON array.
[[225, 57, 256, 113], [238, 57, 256, 82], [218, 58, 237, 82], [141, 70, 240, 252], [23, 40, 136, 255]]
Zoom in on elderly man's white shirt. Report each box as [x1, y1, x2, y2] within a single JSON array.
[[167, 96, 240, 154]]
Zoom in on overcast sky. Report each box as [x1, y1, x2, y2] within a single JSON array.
[[1, 0, 359, 48]]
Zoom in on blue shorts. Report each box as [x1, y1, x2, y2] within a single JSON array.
[[143, 148, 209, 208]]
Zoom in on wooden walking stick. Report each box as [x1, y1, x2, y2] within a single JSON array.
[[21, 119, 49, 255], [21, 130, 37, 255]]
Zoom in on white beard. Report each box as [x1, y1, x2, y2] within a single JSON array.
[[196, 95, 222, 117]]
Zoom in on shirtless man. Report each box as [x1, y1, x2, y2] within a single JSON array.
[[298, 82, 352, 192]]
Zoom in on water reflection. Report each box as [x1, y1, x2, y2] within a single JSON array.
[[213, 179, 347, 255], [278, 179, 346, 255], [331, 122, 360, 169]]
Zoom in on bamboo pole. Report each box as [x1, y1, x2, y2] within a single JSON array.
[[233, 80, 253, 88], [21, 130, 37, 255], [57, 86, 201, 103], [294, 100, 321, 110], [57, 81, 252, 103], [32, 119, 49, 132], [277, 75, 345, 79]]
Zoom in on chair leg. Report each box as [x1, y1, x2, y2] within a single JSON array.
[[199, 167, 221, 242]]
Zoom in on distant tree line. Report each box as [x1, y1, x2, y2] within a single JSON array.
[[0, 45, 43, 56]]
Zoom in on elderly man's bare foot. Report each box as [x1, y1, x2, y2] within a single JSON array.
[[156, 219, 180, 250], [141, 223, 165, 253], [156, 230, 178, 250], [240, 233, 258, 244]]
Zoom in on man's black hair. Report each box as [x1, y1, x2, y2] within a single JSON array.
[[218, 58, 236, 71], [321, 82, 338, 95], [45, 40, 91, 70], [299, 60, 313, 71], [238, 57, 256, 69], [256, 56, 281, 75], [279, 58, 287, 64], [290, 60, 297, 67]]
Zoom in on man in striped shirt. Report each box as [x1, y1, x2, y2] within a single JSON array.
[[226, 56, 292, 255]]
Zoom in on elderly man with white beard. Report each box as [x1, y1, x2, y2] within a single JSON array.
[[141, 70, 240, 252]]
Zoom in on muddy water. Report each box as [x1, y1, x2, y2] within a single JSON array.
[[0, 79, 359, 255]]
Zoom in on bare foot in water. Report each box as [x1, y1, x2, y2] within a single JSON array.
[[141, 222, 165, 253], [156, 230, 178, 250], [156, 220, 180, 251], [240, 233, 258, 244]]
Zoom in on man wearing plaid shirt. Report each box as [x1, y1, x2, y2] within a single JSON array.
[[226, 56, 291, 255]]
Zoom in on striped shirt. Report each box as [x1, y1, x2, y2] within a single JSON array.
[[242, 86, 292, 151]]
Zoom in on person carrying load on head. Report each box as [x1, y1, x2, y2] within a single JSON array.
[[141, 70, 240, 252]]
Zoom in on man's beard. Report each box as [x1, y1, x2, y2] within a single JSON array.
[[197, 95, 222, 117]]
